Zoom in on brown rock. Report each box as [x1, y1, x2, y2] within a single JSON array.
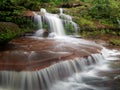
[[0, 37, 102, 71]]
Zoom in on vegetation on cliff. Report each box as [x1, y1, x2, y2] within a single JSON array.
[[0, 22, 21, 45], [0, 0, 120, 45], [1, 0, 120, 30]]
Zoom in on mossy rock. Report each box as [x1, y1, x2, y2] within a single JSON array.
[[0, 22, 21, 45], [109, 39, 120, 46]]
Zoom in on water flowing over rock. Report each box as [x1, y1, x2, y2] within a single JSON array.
[[0, 45, 120, 90], [0, 8, 120, 90], [34, 8, 79, 37], [0, 37, 102, 71], [117, 19, 120, 28], [59, 8, 79, 35], [0, 53, 105, 90]]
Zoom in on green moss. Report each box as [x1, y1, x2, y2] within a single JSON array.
[[109, 39, 120, 46], [99, 19, 114, 26], [75, 17, 96, 30], [0, 22, 21, 44], [81, 31, 99, 38]]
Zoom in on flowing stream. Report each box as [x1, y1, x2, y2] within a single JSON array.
[[0, 8, 120, 90], [0, 45, 120, 90], [34, 8, 79, 37], [50, 49, 120, 90]]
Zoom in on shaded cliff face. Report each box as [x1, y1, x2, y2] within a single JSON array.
[[0, 37, 101, 71]]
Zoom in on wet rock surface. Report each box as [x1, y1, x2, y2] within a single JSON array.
[[0, 37, 120, 90], [0, 37, 101, 71], [84, 56, 120, 90]]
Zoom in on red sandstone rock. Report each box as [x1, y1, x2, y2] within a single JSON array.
[[0, 37, 102, 71]]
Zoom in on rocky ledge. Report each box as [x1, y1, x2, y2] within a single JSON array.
[[0, 37, 102, 71]]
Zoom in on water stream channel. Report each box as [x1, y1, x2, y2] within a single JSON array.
[[0, 8, 120, 90]]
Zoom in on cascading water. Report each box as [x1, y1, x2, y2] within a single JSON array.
[[59, 8, 79, 35], [117, 19, 120, 28], [44, 13, 65, 36], [34, 13, 43, 29], [34, 8, 65, 37], [49, 49, 120, 90], [0, 48, 120, 90], [0, 8, 120, 90], [34, 8, 79, 37]]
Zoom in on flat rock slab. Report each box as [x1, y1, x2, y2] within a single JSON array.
[[0, 37, 102, 71]]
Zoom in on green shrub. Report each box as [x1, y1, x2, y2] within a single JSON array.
[[0, 22, 21, 45], [109, 39, 120, 46], [75, 17, 96, 30]]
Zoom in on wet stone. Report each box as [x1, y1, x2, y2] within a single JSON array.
[[0, 37, 101, 71]]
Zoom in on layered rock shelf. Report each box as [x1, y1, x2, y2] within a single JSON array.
[[0, 37, 102, 71]]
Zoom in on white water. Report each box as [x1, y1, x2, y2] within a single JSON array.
[[34, 13, 43, 29], [34, 8, 65, 37], [34, 8, 79, 37], [50, 49, 120, 90], [44, 13, 65, 36], [1, 8, 120, 90], [117, 19, 120, 26], [0, 48, 120, 90], [59, 8, 79, 35]]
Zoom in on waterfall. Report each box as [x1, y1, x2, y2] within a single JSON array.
[[34, 8, 65, 37], [117, 19, 120, 28], [0, 48, 120, 90], [49, 49, 120, 90], [34, 13, 43, 29], [60, 8, 63, 14], [0, 47, 120, 90], [34, 8, 79, 37], [1, 8, 120, 90], [0, 53, 105, 90], [59, 8, 79, 35], [44, 13, 65, 36]]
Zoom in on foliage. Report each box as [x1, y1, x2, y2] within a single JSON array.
[[81, 30, 104, 38], [81, 28, 120, 38], [64, 23, 76, 34], [89, 0, 120, 24], [0, 22, 21, 44], [75, 17, 96, 30], [109, 39, 120, 46], [0, 0, 120, 40]]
